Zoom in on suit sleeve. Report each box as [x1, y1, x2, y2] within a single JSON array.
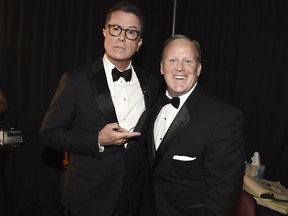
[[39, 73, 101, 157], [204, 108, 245, 216]]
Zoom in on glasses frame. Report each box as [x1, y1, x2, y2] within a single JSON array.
[[107, 24, 140, 41]]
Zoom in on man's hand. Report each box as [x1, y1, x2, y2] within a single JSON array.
[[98, 123, 141, 146]]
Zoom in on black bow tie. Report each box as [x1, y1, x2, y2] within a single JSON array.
[[112, 67, 132, 82], [162, 95, 180, 109]]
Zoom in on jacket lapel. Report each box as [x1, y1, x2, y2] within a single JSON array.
[[153, 104, 190, 169], [86, 59, 118, 123]]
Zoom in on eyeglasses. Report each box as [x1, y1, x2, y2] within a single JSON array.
[[107, 24, 140, 41]]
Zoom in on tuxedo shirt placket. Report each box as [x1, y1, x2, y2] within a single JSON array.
[[154, 104, 178, 150], [112, 80, 145, 134], [103, 55, 145, 147]]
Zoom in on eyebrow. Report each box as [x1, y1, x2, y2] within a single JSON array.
[[109, 24, 139, 30]]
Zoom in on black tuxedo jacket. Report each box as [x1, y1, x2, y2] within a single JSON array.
[[39, 57, 159, 216], [147, 85, 245, 216]]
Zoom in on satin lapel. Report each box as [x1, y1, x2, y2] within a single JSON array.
[[153, 104, 190, 169], [87, 61, 117, 123]]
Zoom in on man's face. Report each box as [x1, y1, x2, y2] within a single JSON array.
[[103, 11, 142, 66], [161, 39, 202, 97]]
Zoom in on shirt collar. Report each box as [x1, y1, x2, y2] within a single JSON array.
[[103, 54, 134, 82], [166, 82, 198, 109]]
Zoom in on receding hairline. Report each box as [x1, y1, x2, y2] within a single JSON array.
[[161, 34, 201, 63]]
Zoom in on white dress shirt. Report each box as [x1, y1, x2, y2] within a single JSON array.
[[101, 54, 145, 149], [154, 84, 197, 150]]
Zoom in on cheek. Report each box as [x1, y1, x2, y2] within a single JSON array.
[[162, 70, 172, 80], [163, 74, 175, 85], [161, 64, 173, 75], [104, 37, 111, 48], [130, 43, 140, 53]]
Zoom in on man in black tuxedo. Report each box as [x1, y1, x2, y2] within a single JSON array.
[[147, 35, 245, 216], [39, 1, 159, 216]]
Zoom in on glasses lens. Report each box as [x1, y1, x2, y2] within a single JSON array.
[[108, 25, 140, 41], [109, 25, 121, 37], [125, 29, 139, 40]]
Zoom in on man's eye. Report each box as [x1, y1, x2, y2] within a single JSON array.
[[127, 29, 136, 35], [113, 26, 121, 31]]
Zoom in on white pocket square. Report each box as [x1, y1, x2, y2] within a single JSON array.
[[173, 155, 196, 161]]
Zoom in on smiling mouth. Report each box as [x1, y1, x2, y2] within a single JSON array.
[[174, 75, 186, 80]]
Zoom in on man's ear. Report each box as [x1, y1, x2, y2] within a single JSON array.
[[197, 63, 202, 76], [135, 38, 143, 52], [160, 63, 164, 75], [102, 29, 106, 37]]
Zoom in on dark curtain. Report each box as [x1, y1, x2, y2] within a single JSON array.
[[175, 0, 288, 185], [0, 0, 287, 215], [237, 0, 288, 184]]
